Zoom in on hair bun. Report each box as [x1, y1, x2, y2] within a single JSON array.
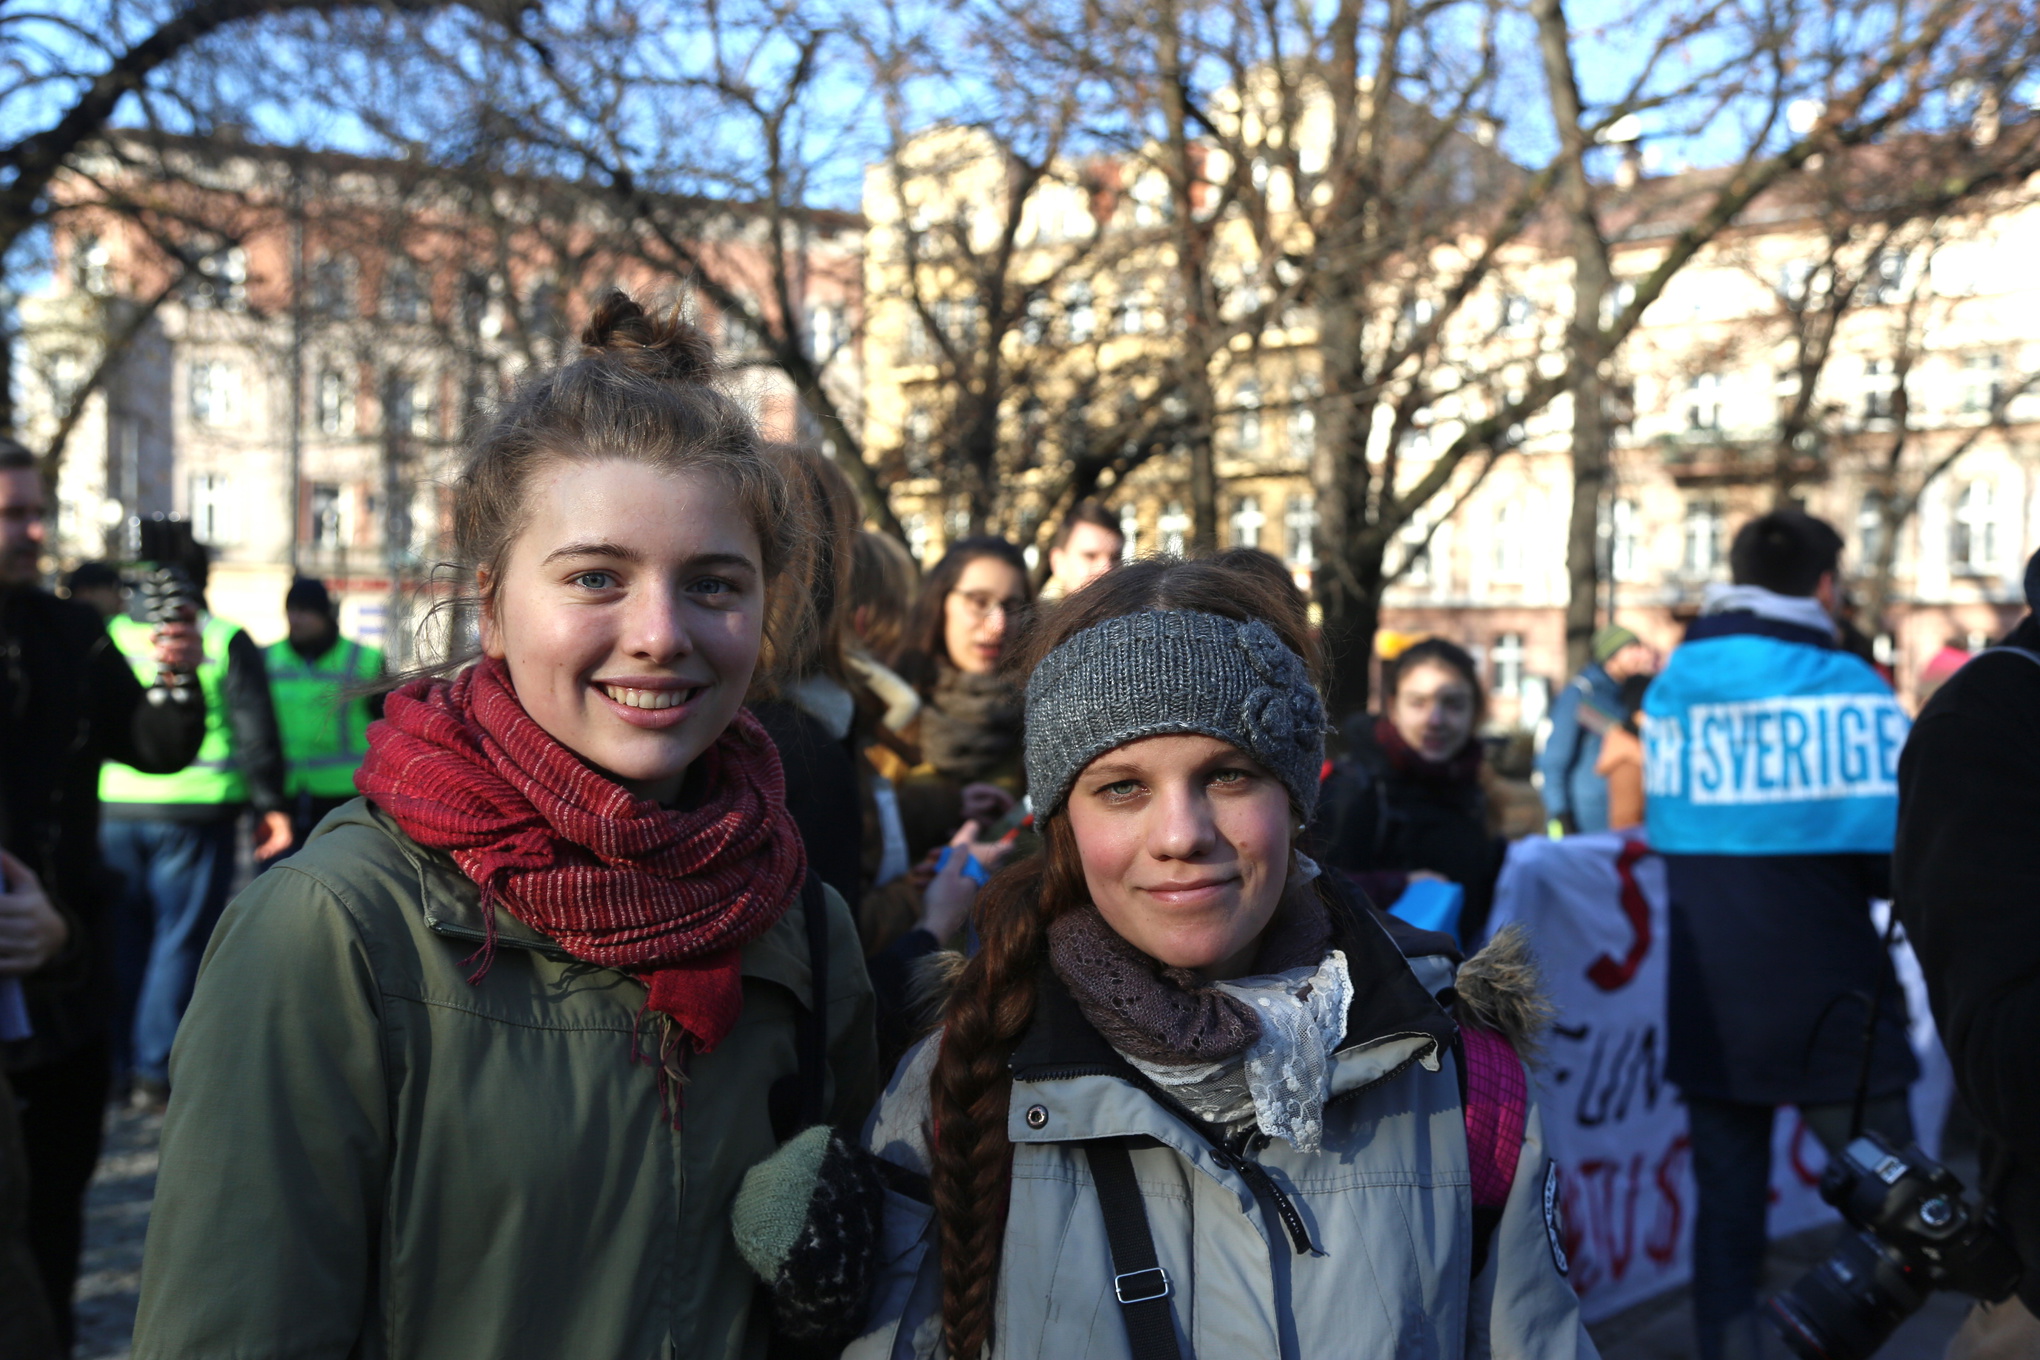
[[580, 289, 719, 385]]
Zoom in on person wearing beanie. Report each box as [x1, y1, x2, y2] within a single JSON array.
[[1896, 548, 2040, 1351], [1537, 622, 1658, 836], [264, 576, 386, 854], [730, 557, 1596, 1360]]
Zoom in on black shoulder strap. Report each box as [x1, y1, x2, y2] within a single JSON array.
[[1083, 1139, 1184, 1360], [797, 871, 830, 1130]]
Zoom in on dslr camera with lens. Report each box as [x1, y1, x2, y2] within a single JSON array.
[[1767, 1129, 2020, 1359]]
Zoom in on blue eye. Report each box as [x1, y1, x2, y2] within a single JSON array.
[[572, 571, 616, 590]]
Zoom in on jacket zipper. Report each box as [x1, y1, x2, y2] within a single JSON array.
[[1213, 1136, 1318, 1256]]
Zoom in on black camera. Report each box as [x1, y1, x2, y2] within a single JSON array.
[[1767, 1130, 2020, 1359], [121, 516, 206, 690]]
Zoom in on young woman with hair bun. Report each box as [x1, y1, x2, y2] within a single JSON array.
[[133, 292, 878, 1359], [735, 557, 1595, 1359]]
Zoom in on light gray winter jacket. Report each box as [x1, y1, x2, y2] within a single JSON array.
[[844, 909, 1597, 1360]]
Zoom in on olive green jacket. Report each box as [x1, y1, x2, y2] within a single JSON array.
[[134, 798, 878, 1360]]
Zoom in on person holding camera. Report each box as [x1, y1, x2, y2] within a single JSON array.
[[1642, 509, 1918, 1360], [1895, 550, 2040, 1357], [0, 443, 206, 1354]]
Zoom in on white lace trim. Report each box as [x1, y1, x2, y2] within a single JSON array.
[[1123, 949, 1352, 1153]]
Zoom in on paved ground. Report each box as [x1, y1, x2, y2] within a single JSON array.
[[74, 1102, 1967, 1360]]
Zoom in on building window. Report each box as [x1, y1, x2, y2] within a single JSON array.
[[316, 368, 356, 436], [188, 360, 242, 426], [1492, 631, 1526, 697], [384, 261, 429, 323], [1951, 480, 2000, 572], [1685, 372, 1724, 432], [1492, 501, 1525, 579], [71, 234, 111, 295], [310, 255, 358, 319], [902, 512, 931, 565], [1118, 503, 1139, 562], [1289, 381, 1317, 458], [1862, 358, 1896, 423], [309, 482, 346, 548], [805, 303, 844, 360], [1609, 496, 1643, 581], [1681, 497, 1724, 576], [1117, 291, 1148, 336], [1961, 352, 2004, 416], [1498, 292, 1534, 336], [1864, 250, 1910, 305], [1234, 381, 1262, 452], [1229, 494, 1265, 550], [1159, 501, 1189, 557], [460, 271, 497, 336], [1284, 494, 1316, 568], [903, 404, 934, 477], [187, 246, 247, 311], [723, 308, 756, 355], [1858, 490, 1891, 566], [189, 473, 237, 546], [1066, 283, 1096, 343], [388, 377, 434, 439], [1397, 512, 1434, 587]]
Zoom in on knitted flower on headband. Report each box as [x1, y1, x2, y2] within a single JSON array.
[[1023, 610, 1327, 816]]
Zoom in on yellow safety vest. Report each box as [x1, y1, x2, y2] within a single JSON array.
[[101, 614, 247, 806], [264, 635, 383, 799]]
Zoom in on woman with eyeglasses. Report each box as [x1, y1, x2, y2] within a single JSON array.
[[858, 539, 1033, 957]]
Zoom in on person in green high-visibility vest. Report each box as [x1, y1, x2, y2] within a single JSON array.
[[266, 576, 384, 853], [100, 554, 290, 1111]]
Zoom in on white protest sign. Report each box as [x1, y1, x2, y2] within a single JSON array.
[[1487, 833, 1848, 1322]]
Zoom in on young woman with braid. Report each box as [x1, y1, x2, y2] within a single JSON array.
[[132, 293, 879, 1359], [733, 558, 1596, 1359]]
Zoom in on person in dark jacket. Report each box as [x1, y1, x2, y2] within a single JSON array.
[[749, 442, 870, 910], [1314, 636, 1507, 942], [99, 540, 290, 1110], [0, 443, 206, 1355], [1539, 624, 1659, 834], [1642, 509, 1915, 1360], [1894, 550, 2040, 1351]]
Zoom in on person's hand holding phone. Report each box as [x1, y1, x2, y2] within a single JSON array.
[[917, 821, 1019, 943]]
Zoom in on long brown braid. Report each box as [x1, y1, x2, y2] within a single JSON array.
[[926, 557, 1323, 1357]]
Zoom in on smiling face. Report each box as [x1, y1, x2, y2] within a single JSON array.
[[943, 555, 1028, 675], [480, 458, 765, 803], [1063, 732, 1294, 980], [1388, 658, 1477, 762]]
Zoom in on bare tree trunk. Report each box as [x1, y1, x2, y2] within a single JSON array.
[[1533, 0, 1615, 677], [1157, 2, 1220, 555]]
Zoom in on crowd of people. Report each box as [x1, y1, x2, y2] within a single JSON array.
[[0, 290, 2030, 1360]]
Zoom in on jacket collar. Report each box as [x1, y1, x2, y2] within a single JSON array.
[[1008, 877, 1458, 1086], [1683, 610, 1836, 651]]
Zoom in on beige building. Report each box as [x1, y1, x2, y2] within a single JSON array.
[[862, 118, 2040, 723]]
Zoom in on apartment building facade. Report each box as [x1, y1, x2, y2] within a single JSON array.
[[22, 134, 863, 657]]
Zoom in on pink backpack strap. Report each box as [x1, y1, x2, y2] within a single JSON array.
[[1460, 1025, 1529, 1209]]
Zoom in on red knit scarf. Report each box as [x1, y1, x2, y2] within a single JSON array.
[[356, 656, 806, 1069]]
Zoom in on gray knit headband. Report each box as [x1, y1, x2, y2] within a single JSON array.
[[1024, 609, 1326, 817]]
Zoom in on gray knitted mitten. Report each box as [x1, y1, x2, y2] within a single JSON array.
[[733, 1125, 887, 1347]]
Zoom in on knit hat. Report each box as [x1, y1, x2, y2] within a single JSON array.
[[1024, 609, 1326, 817], [1590, 624, 1641, 666], [284, 575, 334, 617]]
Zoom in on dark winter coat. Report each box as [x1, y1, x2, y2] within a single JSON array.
[[1313, 719, 1506, 941], [1657, 611, 1915, 1106], [1896, 613, 2040, 1311], [0, 587, 206, 1072]]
